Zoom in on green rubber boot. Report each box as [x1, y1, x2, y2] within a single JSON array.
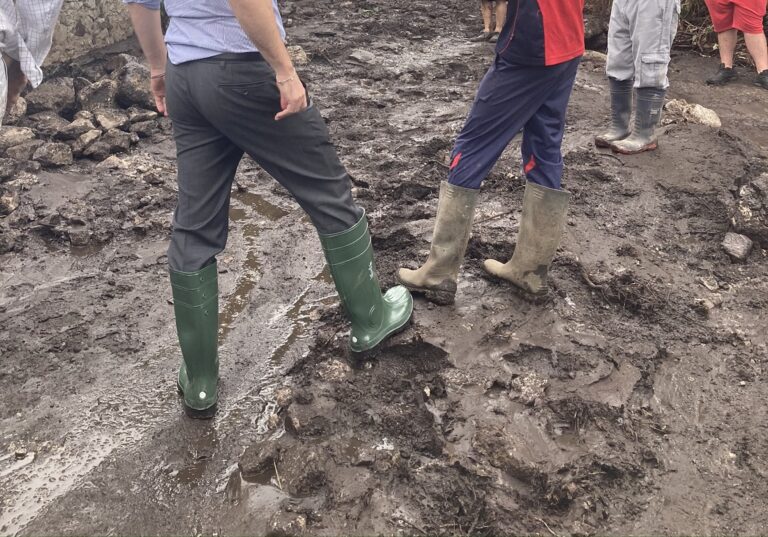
[[170, 262, 219, 418], [319, 213, 414, 354]]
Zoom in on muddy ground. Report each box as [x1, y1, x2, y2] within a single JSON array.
[[2, 1, 768, 535]]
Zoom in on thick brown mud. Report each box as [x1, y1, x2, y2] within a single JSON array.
[[2, 1, 768, 535]]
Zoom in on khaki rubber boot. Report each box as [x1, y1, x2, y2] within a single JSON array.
[[594, 77, 632, 148], [484, 182, 570, 296], [397, 181, 479, 305]]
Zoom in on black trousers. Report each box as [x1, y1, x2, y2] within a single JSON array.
[[165, 53, 363, 272]]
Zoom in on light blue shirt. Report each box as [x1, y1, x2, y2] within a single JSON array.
[[123, 0, 286, 65]]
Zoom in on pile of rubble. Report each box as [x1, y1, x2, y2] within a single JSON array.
[[0, 54, 166, 181]]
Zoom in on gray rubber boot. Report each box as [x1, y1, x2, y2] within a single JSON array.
[[594, 77, 633, 148], [610, 87, 666, 155], [397, 181, 479, 305], [1, 58, 7, 125], [484, 182, 570, 297]]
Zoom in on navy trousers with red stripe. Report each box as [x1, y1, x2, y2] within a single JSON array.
[[447, 55, 580, 190]]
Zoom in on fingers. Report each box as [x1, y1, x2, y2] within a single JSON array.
[[274, 95, 309, 121]]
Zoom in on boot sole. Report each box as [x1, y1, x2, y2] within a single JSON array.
[[350, 314, 414, 361], [611, 141, 658, 155], [595, 136, 629, 149], [395, 276, 456, 306], [177, 383, 218, 419]]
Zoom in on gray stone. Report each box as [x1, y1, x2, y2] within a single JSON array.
[[55, 118, 97, 141], [0, 158, 18, 182], [0, 188, 20, 216], [101, 128, 134, 153], [74, 110, 95, 122], [78, 79, 118, 111], [96, 155, 127, 170], [25, 77, 76, 115], [127, 107, 159, 123], [287, 45, 310, 66], [0, 127, 36, 151], [49, 1, 133, 65], [268, 512, 307, 537], [349, 49, 376, 65], [28, 112, 70, 137], [722, 232, 753, 261], [6, 140, 45, 161], [71, 129, 102, 156], [732, 173, 768, 248], [129, 120, 158, 138], [33, 143, 74, 167], [94, 109, 129, 131], [115, 62, 154, 110], [84, 141, 112, 161]]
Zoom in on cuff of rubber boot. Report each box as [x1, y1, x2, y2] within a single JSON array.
[[318, 210, 372, 264], [170, 262, 218, 308]]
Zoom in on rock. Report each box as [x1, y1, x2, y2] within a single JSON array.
[[67, 225, 91, 246], [348, 49, 376, 65], [33, 142, 74, 167], [0, 188, 20, 216], [96, 155, 127, 170], [4, 97, 27, 125], [665, 99, 722, 128], [101, 128, 135, 153], [104, 53, 136, 74], [582, 50, 608, 64], [721, 232, 753, 261], [94, 109, 129, 131], [84, 141, 112, 161], [509, 372, 549, 406], [732, 173, 768, 248], [275, 387, 293, 408], [55, 117, 97, 141], [129, 120, 158, 138], [0, 127, 36, 151], [268, 512, 307, 537], [287, 45, 310, 66], [127, 107, 158, 123], [316, 359, 351, 382], [0, 158, 18, 181], [115, 61, 154, 109], [6, 140, 45, 161], [28, 112, 70, 137], [25, 77, 76, 115], [72, 129, 102, 156], [77, 79, 118, 110], [74, 110, 95, 122]]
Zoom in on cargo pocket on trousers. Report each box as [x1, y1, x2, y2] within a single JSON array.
[[639, 53, 670, 88]]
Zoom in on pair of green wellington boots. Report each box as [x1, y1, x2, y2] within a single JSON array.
[[171, 213, 413, 418]]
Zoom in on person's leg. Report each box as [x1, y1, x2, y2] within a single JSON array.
[[744, 32, 768, 73], [163, 61, 245, 418], [198, 57, 411, 352], [493, 0, 508, 33], [704, 0, 740, 84], [611, 0, 678, 154], [483, 58, 580, 296], [733, 0, 768, 88], [470, 0, 494, 41], [597, 0, 634, 147], [398, 58, 564, 303]]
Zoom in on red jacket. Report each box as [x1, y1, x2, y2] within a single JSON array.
[[496, 0, 585, 66]]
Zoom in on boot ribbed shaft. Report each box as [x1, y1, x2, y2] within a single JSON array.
[[319, 213, 413, 352], [397, 181, 478, 304], [595, 77, 633, 147], [170, 262, 219, 414], [611, 87, 666, 154], [484, 182, 570, 295]]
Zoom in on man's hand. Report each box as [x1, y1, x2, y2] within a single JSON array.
[[275, 72, 307, 120], [151, 70, 167, 116]]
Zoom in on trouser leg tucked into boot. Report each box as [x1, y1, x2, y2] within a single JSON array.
[[170, 262, 219, 418], [319, 213, 413, 354], [484, 182, 570, 296], [397, 182, 479, 305], [594, 77, 633, 148], [610, 87, 666, 154]]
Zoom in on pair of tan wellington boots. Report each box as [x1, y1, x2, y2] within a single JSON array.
[[397, 181, 570, 304]]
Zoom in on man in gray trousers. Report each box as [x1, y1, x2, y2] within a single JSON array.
[[594, 0, 680, 154], [125, 0, 413, 418]]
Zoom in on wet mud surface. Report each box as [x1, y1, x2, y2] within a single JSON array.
[[2, 1, 768, 535]]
